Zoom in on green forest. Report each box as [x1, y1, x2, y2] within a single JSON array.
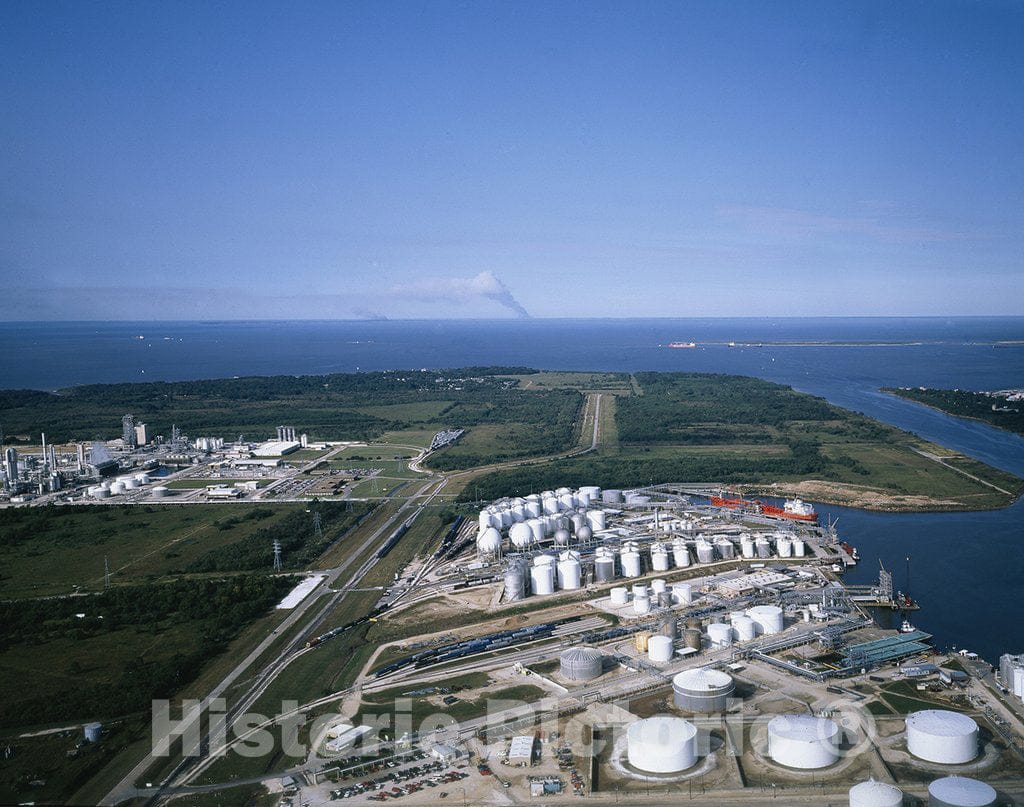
[[885, 386, 1024, 435]]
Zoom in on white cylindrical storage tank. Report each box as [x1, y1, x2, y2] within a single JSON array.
[[672, 582, 693, 605], [740, 537, 755, 559], [650, 578, 667, 595], [906, 710, 978, 765], [767, 715, 840, 769], [586, 509, 607, 531], [510, 504, 526, 523], [134, 473, 150, 485], [559, 647, 603, 681], [524, 500, 542, 519], [100, 479, 112, 489], [756, 537, 771, 558], [621, 551, 642, 577], [610, 586, 629, 606], [848, 779, 904, 807], [557, 559, 582, 590], [477, 528, 502, 554], [695, 540, 715, 564], [648, 635, 674, 664], [595, 556, 615, 583], [777, 538, 792, 558], [672, 668, 735, 713], [707, 622, 733, 647], [151, 485, 169, 498], [632, 584, 648, 598], [577, 491, 592, 507], [508, 523, 532, 549], [109, 481, 127, 495], [633, 594, 651, 615], [715, 537, 735, 559], [626, 716, 697, 773], [747, 605, 784, 635], [793, 538, 805, 557], [570, 512, 586, 534], [530, 563, 554, 596], [498, 509, 513, 528], [579, 485, 601, 500], [90, 486, 111, 499], [543, 496, 559, 515], [559, 493, 575, 511], [733, 616, 757, 642], [927, 776, 996, 807], [673, 542, 691, 567], [527, 518, 545, 543], [84, 722, 103, 743], [651, 549, 670, 572], [602, 489, 623, 504]]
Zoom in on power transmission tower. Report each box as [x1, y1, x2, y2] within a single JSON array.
[[272, 539, 282, 571], [104, 556, 111, 589], [312, 512, 323, 541]]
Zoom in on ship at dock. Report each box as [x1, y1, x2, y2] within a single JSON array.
[[709, 493, 819, 524]]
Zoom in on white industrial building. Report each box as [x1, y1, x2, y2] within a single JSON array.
[[508, 735, 535, 766], [253, 440, 300, 457]]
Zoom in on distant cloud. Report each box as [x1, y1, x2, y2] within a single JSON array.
[[392, 271, 531, 318], [718, 204, 975, 244]]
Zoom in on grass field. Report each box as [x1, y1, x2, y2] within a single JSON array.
[[0, 504, 310, 599]]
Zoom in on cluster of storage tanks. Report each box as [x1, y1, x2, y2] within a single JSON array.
[[87, 472, 152, 498], [846, 775, 998, 807]]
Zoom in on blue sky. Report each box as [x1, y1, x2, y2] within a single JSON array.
[[2, 1, 1022, 319]]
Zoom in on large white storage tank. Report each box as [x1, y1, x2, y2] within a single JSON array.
[[651, 547, 670, 571], [557, 557, 582, 590], [747, 605, 784, 635], [672, 668, 735, 713], [648, 635, 674, 664], [594, 554, 615, 583], [707, 622, 733, 647], [672, 582, 693, 605], [626, 717, 698, 773], [927, 776, 996, 807], [559, 647, 603, 681], [756, 537, 771, 558], [530, 562, 555, 596], [767, 715, 840, 769], [906, 710, 978, 764], [503, 563, 527, 601], [509, 523, 532, 548], [601, 489, 623, 503], [672, 541, 691, 567], [620, 551, 642, 577], [633, 594, 651, 615], [610, 586, 629, 606], [848, 779, 903, 807], [109, 480, 127, 495], [477, 528, 502, 554], [695, 539, 715, 564], [732, 615, 757, 642], [586, 509, 607, 531]]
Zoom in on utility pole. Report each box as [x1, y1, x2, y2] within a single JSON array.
[[103, 556, 110, 589]]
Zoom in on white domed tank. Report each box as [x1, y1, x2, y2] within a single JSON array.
[[673, 541, 691, 567], [756, 537, 771, 558], [509, 523, 532, 549], [695, 539, 715, 564], [633, 594, 651, 615], [554, 528, 571, 545], [672, 668, 735, 713], [767, 715, 840, 769], [559, 647, 603, 681], [792, 538, 805, 557], [907, 710, 978, 764], [577, 524, 593, 543], [557, 557, 582, 590], [707, 622, 734, 648], [594, 554, 615, 582], [927, 776, 996, 807], [477, 528, 502, 554], [602, 489, 623, 504], [672, 582, 693, 605], [777, 538, 793, 558], [848, 779, 904, 807], [620, 551, 642, 577], [109, 481, 127, 495], [586, 509, 607, 531], [648, 635, 674, 664], [651, 547, 670, 572], [610, 586, 629, 606], [555, 486, 572, 496], [627, 716, 697, 773], [530, 562, 555, 596], [503, 562, 527, 601], [747, 605, 784, 635], [732, 615, 757, 642]]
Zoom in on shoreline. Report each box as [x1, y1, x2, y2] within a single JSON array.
[[882, 387, 1024, 439], [745, 479, 1021, 513]]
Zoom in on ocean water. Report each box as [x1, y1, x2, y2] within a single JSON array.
[[1, 317, 1023, 662]]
